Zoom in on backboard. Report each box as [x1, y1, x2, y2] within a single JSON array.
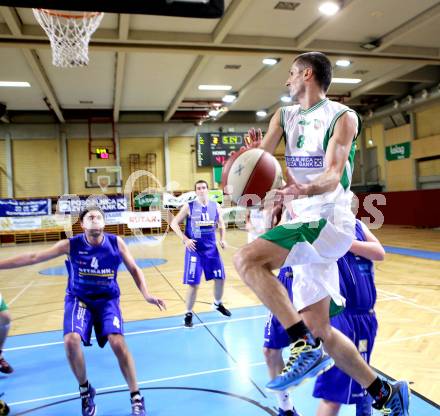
[[0, 0, 225, 18]]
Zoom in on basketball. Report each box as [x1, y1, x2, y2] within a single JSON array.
[[221, 147, 284, 206]]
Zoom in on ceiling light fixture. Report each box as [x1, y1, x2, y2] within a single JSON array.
[[335, 59, 351, 67], [361, 40, 381, 50], [222, 94, 237, 103], [318, 1, 340, 16], [0, 81, 31, 87], [198, 84, 232, 91], [262, 58, 279, 66], [331, 77, 362, 84], [209, 109, 220, 117], [281, 95, 292, 103], [256, 110, 268, 117]]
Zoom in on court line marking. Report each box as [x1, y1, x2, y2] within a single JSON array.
[[377, 288, 440, 314], [376, 331, 440, 345], [9, 361, 267, 406], [7, 280, 34, 306], [4, 314, 268, 352]]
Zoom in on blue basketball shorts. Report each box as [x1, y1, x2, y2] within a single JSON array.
[[313, 310, 378, 404], [63, 294, 124, 348], [263, 267, 293, 350], [183, 248, 225, 285]]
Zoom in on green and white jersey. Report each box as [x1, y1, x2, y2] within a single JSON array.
[[280, 98, 362, 221]]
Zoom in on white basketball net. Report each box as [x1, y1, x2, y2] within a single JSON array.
[[32, 9, 104, 68]]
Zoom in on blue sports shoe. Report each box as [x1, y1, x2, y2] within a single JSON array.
[[131, 395, 146, 416], [80, 384, 97, 416], [278, 408, 302, 416], [266, 338, 334, 391], [376, 381, 410, 416]]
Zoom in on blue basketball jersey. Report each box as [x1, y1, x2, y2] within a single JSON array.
[[66, 233, 122, 300], [337, 220, 377, 312], [184, 200, 219, 251]]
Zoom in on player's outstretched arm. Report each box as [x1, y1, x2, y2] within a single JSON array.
[[117, 237, 166, 311], [170, 203, 196, 251], [0, 239, 69, 270], [350, 222, 385, 261]]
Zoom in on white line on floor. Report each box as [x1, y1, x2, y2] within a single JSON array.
[[7, 280, 34, 306], [5, 314, 267, 352], [9, 361, 266, 406]]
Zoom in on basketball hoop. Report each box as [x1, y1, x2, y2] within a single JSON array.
[[32, 9, 104, 68], [97, 175, 110, 193]]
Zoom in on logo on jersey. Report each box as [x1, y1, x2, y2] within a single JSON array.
[[285, 155, 323, 168]]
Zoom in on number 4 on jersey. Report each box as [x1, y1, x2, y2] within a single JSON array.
[[91, 257, 99, 269]]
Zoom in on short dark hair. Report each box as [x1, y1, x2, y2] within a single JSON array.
[[79, 205, 105, 222], [194, 180, 209, 190], [293, 52, 332, 92]]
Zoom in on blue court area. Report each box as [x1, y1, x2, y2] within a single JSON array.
[[383, 246, 440, 261], [3, 306, 439, 415]]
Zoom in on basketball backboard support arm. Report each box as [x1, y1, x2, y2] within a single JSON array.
[[0, 0, 224, 18]]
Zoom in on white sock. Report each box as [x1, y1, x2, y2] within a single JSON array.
[[214, 299, 222, 305], [275, 390, 293, 411]]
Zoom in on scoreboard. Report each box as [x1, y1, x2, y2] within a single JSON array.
[[196, 132, 248, 167]]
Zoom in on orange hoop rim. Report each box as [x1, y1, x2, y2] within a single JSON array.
[[35, 8, 103, 19]]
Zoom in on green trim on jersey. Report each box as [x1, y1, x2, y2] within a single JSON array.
[[299, 98, 328, 115], [0, 298, 8, 312], [259, 219, 327, 251], [323, 108, 362, 191], [329, 300, 344, 317]]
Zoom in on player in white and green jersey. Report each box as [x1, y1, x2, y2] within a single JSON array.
[[233, 52, 409, 416]]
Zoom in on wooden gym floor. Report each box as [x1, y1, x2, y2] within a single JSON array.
[[1, 225, 439, 406]]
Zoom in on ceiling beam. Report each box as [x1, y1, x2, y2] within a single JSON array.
[[363, 82, 410, 96], [295, 0, 362, 48], [212, 0, 252, 44], [113, 14, 130, 122], [2, 24, 440, 62], [164, 55, 210, 122], [374, 3, 440, 52], [349, 63, 427, 100], [395, 66, 440, 83], [0, 7, 64, 122], [0, 5, 21, 35], [215, 64, 278, 121], [2, 36, 440, 66]]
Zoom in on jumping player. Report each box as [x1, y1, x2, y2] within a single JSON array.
[[233, 52, 409, 416]]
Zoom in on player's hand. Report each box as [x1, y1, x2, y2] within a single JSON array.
[[219, 239, 227, 250], [245, 128, 263, 148], [274, 171, 307, 199], [146, 296, 167, 311], [184, 238, 197, 252]]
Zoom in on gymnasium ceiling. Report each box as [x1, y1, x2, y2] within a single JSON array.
[[0, 0, 440, 124]]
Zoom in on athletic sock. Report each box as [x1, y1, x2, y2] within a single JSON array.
[[286, 320, 317, 346], [79, 381, 90, 394], [130, 390, 142, 401], [368, 377, 391, 409], [274, 390, 293, 411]]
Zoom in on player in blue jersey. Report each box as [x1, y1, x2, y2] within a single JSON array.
[[171, 180, 230, 328], [0, 206, 166, 416], [313, 219, 382, 416]]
